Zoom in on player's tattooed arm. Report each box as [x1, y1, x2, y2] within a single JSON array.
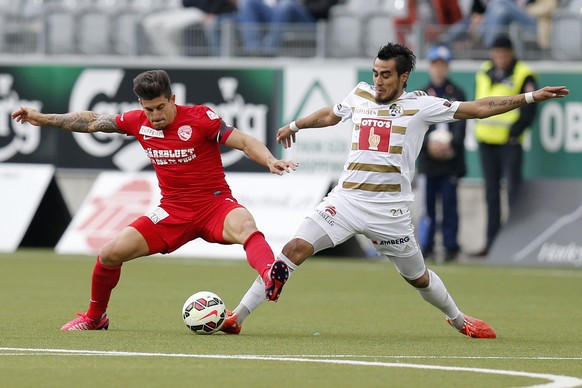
[[44, 112, 121, 133]]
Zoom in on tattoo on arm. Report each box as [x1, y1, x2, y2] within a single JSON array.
[[487, 98, 522, 110], [46, 112, 119, 133], [309, 118, 326, 127]]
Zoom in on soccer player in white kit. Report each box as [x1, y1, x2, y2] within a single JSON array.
[[220, 43, 569, 338]]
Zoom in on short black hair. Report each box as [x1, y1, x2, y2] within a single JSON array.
[[133, 70, 172, 100], [377, 43, 416, 87]]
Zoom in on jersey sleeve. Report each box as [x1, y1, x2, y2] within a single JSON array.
[[419, 95, 461, 125], [333, 85, 360, 123], [195, 106, 230, 143], [115, 110, 142, 136]]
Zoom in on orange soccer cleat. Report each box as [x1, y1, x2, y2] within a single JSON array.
[[220, 310, 242, 335], [61, 312, 109, 331], [448, 315, 496, 339]]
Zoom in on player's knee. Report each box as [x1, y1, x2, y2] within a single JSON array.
[[404, 269, 430, 288], [98, 240, 128, 266], [282, 238, 313, 266]]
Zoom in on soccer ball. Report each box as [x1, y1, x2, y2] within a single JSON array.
[[182, 291, 226, 334]]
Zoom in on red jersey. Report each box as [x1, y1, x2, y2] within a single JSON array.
[[115, 105, 234, 210]]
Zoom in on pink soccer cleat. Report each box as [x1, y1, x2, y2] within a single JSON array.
[[448, 315, 496, 339], [220, 310, 242, 335], [61, 312, 109, 331], [265, 260, 289, 302]]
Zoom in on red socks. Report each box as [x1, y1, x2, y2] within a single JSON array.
[[86, 257, 122, 321], [243, 231, 275, 281]]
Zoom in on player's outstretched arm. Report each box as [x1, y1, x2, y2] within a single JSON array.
[[454, 86, 570, 120], [277, 105, 342, 149], [11, 106, 121, 133], [225, 128, 298, 176]]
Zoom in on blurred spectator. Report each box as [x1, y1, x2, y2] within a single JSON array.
[[440, 0, 488, 48], [442, 0, 557, 50], [417, 45, 467, 262], [182, 0, 238, 56], [478, 0, 537, 48], [141, 0, 206, 56], [472, 35, 537, 257], [238, 0, 338, 54], [525, 0, 559, 50]]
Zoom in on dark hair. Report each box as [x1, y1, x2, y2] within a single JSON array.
[[377, 43, 416, 87], [133, 70, 172, 100]]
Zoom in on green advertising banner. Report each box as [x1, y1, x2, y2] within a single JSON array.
[[358, 68, 582, 179], [1, 66, 280, 172]]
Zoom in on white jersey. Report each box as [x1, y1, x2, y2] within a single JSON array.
[[332, 82, 462, 203]]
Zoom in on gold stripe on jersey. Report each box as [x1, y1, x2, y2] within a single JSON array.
[[351, 144, 404, 154], [412, 90, 427, 97], [391, 126, 406, 134], [355, 88, 376, 103], [347, 162, 401, 173], [342, 181, 401, 192], [403, 109, 420, 116]]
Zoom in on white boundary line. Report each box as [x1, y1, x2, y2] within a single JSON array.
[[1, 348, 581, 388]]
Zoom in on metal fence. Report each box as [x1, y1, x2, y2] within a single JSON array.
[[0, 1, 577, 61]]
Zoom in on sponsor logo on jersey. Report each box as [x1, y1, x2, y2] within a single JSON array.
[[144, 147, 196, 165], [206, 110, 220, 120], [388, 103, 403, 117], [359, 118, 392, 152], [372, 236, 411, 245], [443, 100, 452, 107], [178, 125, 192, 141], [354, 107, 376, 115], [139, 125, 164, 140]]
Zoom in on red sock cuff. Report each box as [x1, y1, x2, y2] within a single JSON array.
[[96, 257, 122, 271], [243, 231, 265, 250]]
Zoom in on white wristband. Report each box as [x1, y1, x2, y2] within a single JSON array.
[[525, 92, 535, 104], [289, 120, 300, 132]]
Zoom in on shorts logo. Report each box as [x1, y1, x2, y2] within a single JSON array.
[[178, 125, 192, 141], [316, 206, 335, 226], [148, 207, 169, 224], [324, 205, 336, 215], [372, 236, 411, 245]]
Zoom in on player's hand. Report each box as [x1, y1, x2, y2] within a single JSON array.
[[267, 159, 299, 176], [532, 86, 569, 102], [11, 106, 43, 126], [276, 125, 297, 149]]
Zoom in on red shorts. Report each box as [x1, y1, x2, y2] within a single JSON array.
[[130, 194, 244, 254]]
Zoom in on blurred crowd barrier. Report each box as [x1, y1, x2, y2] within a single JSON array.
[[2, 0, 581, 61]]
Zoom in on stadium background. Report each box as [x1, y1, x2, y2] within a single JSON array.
[[1, 0, 581, 268]]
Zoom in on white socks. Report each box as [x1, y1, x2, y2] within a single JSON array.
[[416, 269, 464, 330], [233, 253, 297, 325]]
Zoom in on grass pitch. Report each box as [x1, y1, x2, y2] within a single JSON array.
[[1, 249, 581, 387]]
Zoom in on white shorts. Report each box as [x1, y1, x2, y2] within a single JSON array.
[[304, 188, 419, 259]]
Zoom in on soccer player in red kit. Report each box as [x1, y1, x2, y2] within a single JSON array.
[[12, 69, 297, 330]]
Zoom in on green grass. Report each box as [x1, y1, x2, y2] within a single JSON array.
[[1, 249, 581, 387]]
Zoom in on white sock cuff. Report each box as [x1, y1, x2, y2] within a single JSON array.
[[277, 252, 298, 272]]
